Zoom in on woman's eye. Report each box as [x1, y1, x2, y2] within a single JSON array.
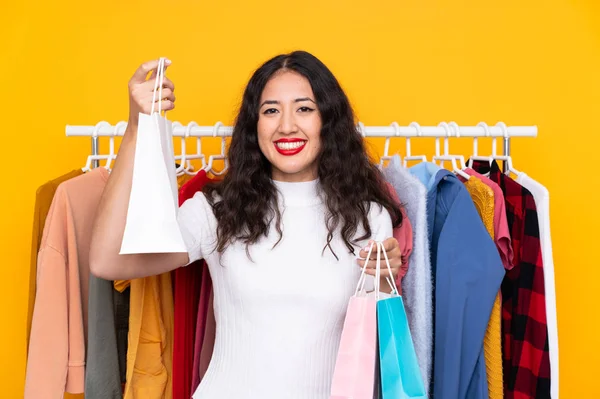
[[263, 108, 278, 115], [298, 106, 314, 112]]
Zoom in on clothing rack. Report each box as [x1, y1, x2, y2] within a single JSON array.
[[65, 121, 537, 171]]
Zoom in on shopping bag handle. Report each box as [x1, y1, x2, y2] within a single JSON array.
[[354, 241, 376, 296], [151, 57, 168, 116], [354, 241, 400, 298], [378, 241, 400, 296]]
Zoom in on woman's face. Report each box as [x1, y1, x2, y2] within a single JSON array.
[[257, 70, 322, 182]]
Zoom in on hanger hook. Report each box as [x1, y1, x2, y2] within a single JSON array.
[[213, 121, 223, 138], [185, 121, 203, 172], [171, 122, 184, 174], [410, 122, 422, 137], [390, 122, 401, 163], [84, 121, 110, 171], [469, 121, 490, 168], [496, 121, 508, 138], [186, 121, 198, 139], [490, 121, 509, 157], [449, 121, 460, 138], [409, 121, 422, 138], [93, 121, 110, 139], [477, 121, 490, 137], [391, 121, 400, 137], [190, 122, 205, 170], [175, 121, 203, 175], [206, 121, 228, 176], [106, 121, 126, 170], [406, 121, 420, 159], [93, 121, 110, 138], [114, 121, 127, 138], [380, 124, 394, 167], [448, 121, 468, 169], [357, 122, 366, 138], [437, 121, 450, 157], [404, 121, 427, 166], [216, 121, 225, 148]]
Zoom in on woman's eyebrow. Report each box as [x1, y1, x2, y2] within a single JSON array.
[[294, 97, 316, 103], [260, 97, 316, 108]]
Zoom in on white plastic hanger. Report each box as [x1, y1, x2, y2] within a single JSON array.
[[182, 121, 206, 175], [82, 121, 111, 172], [448, 121, 469, 170], [104, 121, 127, 172], [378, 124, 394, 168], [403, 121, 428, 167], [490, 122, 522, 176], [173, 122, 194, 176], [466, 121, 494, 169], [203, 121, 228, 176], [432, 122, 470, 180]]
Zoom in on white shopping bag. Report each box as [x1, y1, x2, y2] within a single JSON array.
[[120, 57, 187, 254]]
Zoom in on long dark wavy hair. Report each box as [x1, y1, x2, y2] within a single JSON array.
[[202, 50, 402, 260]]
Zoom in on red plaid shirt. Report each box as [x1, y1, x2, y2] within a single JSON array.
[[472, 161, 551, 399]]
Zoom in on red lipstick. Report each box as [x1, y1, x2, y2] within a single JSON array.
[[273, 138, 307, 156]]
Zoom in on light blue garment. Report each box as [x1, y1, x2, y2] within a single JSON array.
[[384, 156, 433, 394], [408, 163, 441, 249], [409, 164, 505, 399], [408, 162, 440, 192]]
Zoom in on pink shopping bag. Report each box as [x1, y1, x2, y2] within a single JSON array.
[[330, 243, 379, 399]]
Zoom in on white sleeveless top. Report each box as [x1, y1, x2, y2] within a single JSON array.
[[177, 179, 392, 399]]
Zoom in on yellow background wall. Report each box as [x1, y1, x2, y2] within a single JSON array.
[[1, 0, 598, 397]]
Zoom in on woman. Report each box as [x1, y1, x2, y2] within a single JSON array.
[[90, 50, 405, 398]]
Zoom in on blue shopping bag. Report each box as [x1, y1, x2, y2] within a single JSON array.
[[375, 243, 427, 399]]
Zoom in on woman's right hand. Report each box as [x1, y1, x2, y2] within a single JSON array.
[[90, 57, 190, 281], [127, 58, 176, 129]]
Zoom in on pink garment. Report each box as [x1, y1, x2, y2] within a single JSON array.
[[189, 184, 412, 393], [462, 168, 514, 270], [386, 182, 413, 291], [25, 168, 108, 398]]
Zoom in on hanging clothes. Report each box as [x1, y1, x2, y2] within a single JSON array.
[[85, 173, 195, 399], [471, 160, 551, 399], [462, 175, 504, 399], [409, 162, 505, 399], [25, 167, 107, 399], [516, 172, 558, 399], [173, 170, 210, 399], [27, 169, 83, 355], [113, 172, 193, 399], [383, 155, 433, 394], [462, 167, 516, 399]]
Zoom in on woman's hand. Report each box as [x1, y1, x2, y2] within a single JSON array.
[[127, 59, 176, 129], [357, 237, 403, 293]]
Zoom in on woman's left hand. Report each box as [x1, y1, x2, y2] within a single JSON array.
[[357, 237, 402, 289]]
